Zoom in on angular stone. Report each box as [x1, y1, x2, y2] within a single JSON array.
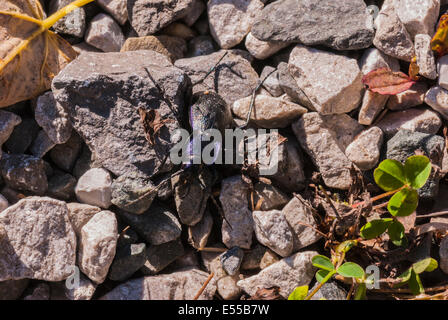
[[292, 113, 363, 190], [141, 239, 184, 275], [376, 108, 442, 138], [75, 168, 112, 209], [387, 129, 445, 199], [4, 118, 39, 154], [208, 0, 264, 49], [35, 91, 72, 144], [358, 91, 389, 125], [172, 166, 214, 226], [277, 62, 314, 109], [288, 45, 363, 115], [162, 22, 197, 40], [395, 0, 440, 39], [0, 154, 48, 195], [252, 182, 289, 211], [111, 172, 156, 214], [48, 172, 77, 201], [188, 211, 213, 249], [120, 35, 187, 62], [78, 210, 118, 284], [182, 0, 205, 26], [127, 0, 196, 36], [359, 48, 401, 75], [118, 204, 182, 245], [373, 0, 415, 62], [50, 0, 86, 39], [309, 281, 347, 300], [220, 176, 253, 249], [0, 197, 76, 281], [415, 34, 438, 79], [0, 110, 21, 148], [52, 50, 188, 178], [220, 247, 244, 276], [66, 202, 101, 236], [72, 42, 102, 54], [97, 0, 128, 25], [232, 94, 307, 128], [49, 132, 83, 172], [253, 210, 293, 257], [85, 13, 125, 52], [425, 85, 448, 119], [0, 279, 29, 300], [217, 275, 241, 300], [188, 35, 216, 57], [30, 130, 56, 158], [0, 194, 8, 213], [175, 50, 258, 106], [438, 55, 448, 91], [109, 243, 147, 281], [260, 66, 283, 97], [64, 272, 97, 300], [345, 127, 384, 171], [245, 32, 290, 60], [387, 82, 428, 110], [282, 195, 322, 252], [241, 244, 275, 270], [237, 251, 317, 298], [101, 268, 216, 300], [251, 0, 374, 50]]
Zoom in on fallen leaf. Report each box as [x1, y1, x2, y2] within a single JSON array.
[[408, 56, 420, 81], [362, 68, 416, 95], [0, 0, 94, 108], [139, 107, 173, 146], [431, 10, 448, 58]]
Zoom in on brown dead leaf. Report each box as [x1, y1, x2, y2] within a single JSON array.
[[139, 107, 173, 146], [362, 68, 416, 95], [408, 56, 420, 81], [247, 287, 283, 300], [0, 0, 94, 108]]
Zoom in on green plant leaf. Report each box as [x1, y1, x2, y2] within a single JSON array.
[[315, 269, 332, 283], [396, 267, 412, 285], [360, 218, 393, 239], [336, 240, 358, 253], [288, 285, 309, 300], [387, 220, 406, 247], [404, 155, 432, 189], [337, 262, 365, 279], [408, 270, 425, 295], [312, 255, 335, 272], [354, 283, 367, 300], [374, 159, 406, 191], [412, 258, 438, 274], [387, 188, 418, 217]]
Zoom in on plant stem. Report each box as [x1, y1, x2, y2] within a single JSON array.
[[305, 270, 335, 300], [352, 185, 406, 208], [42, 0, 95, 30]]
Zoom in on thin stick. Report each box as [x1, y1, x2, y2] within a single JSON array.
[[416, 211, 448, 219], [198, 247, 227, 253], [352, 185, 406, 208], [193, 272, 215, 300], [193, 52, 229, 86], [295, 221, 329, 239]]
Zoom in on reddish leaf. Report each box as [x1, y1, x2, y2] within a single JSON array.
[[362, 68, 416, 95]]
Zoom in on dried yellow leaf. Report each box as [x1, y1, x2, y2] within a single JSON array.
[[0, 0, 94, 108]]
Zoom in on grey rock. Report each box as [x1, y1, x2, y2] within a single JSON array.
[[50, 0, 86, 38], [52, 50, 189, 178], [111, 172, 157, 214], [30, 130, 56, 158], [0, 110, 21, 148], [73, 145, 99, 179], [97, 0, 128, 25], [0, 197, 76, 281], [175, 50, 258, 106], [282, 195, 322, 252], [253, 210, 293, 257], [109, 243, 147, 281], [386, 82, 428, 110], [188, 35, 216, 57], [292, 113, 363, 190], [85, 13, 125, 52], [394, 0, 440, 40], [101, 267, 216, 300], [0, 195, 8, 213], [75, 168, 112, 209], [182, 0, 205, 26], [50, 132, 83, 172], [66, 202, 101, 236], [78, 210, 118, 284], [220, 247, 244, 276], [127, 0, 196, 36], [35, 91, 72, 144], [252, 182, 289, 211], [64, 272, 97, 300], [288, 45, 363, 115], [387, 130, 445, 199], [277, 62, 314, 109], [48, 172, 77, 201], [440, 236, 448, 274], [241, 244, 272, 270], [172, 166, 214, 226], [415, 34, 438, 80], [141, 238, 184, 275], [118, 204, 182, 245], [245, 32, 291, 60], [220, 176, 253, 249], [0, 154, 48, 195], [237, 251, 317, 298], [0, 279, 29, 300], [208, 0, 264, 49], [345, 127, 384, 171], [251, 0, 374, 50], [260, 66, 283, 97], [425, 85, 448, 120], [438, 55, 448, 91], [4, 118, 39, 154], [188, 211, 213, 249], [309, 281, 347, 300]]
